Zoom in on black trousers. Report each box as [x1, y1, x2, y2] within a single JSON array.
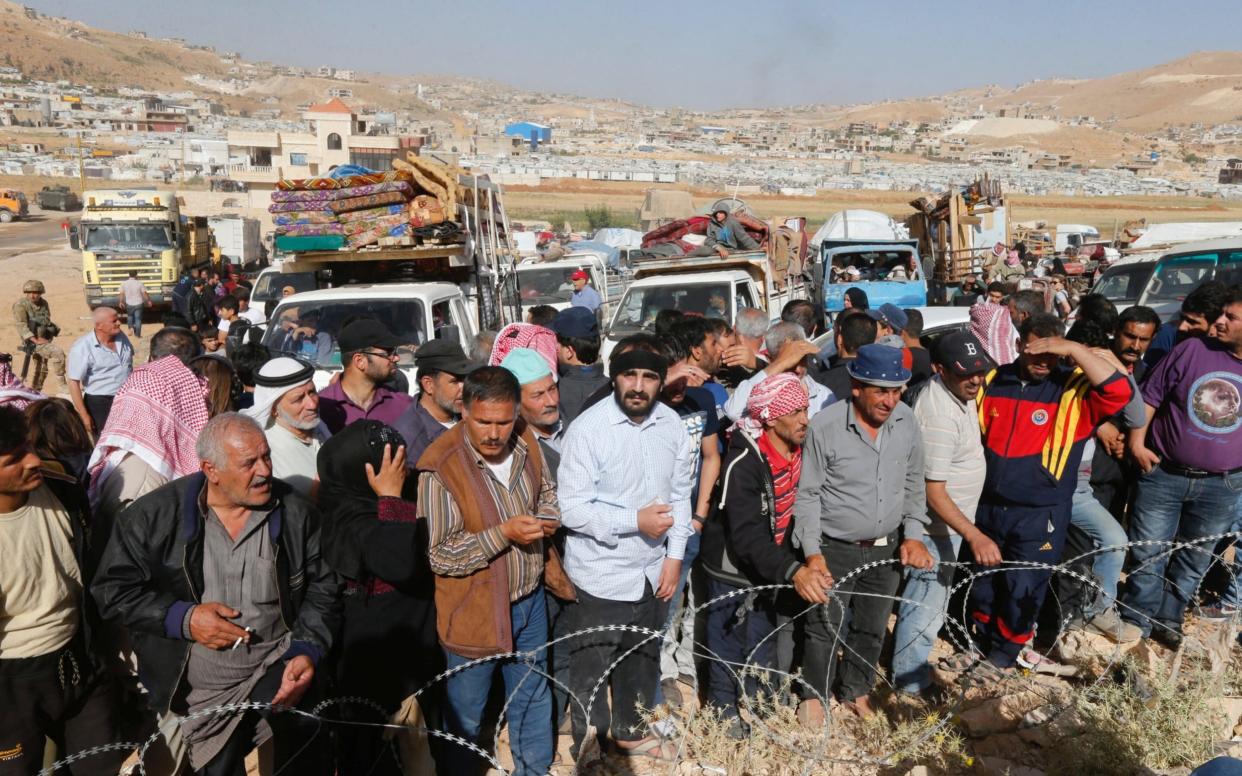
[[195, 663, 329, 776], [801, 536, 901, 703], [0, 647, 126, 776], [565, 584, 666, 754], [82, 394, 114, 436]]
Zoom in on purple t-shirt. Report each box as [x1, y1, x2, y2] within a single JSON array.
[[318, 382, 414, 436], [1142, 337, 1242, 473]]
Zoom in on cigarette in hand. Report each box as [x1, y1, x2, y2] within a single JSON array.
[[230, 626, 254, 650]]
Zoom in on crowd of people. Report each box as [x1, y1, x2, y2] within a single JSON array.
[[1, 267, 1240, 776]]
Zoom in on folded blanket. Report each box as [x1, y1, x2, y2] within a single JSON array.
[[329, 191, 409, 215], [274, 222, 345, 237], [276, 170, 411, 191], [337, 204, 407, 224], [341, 213, 407, 237], [347, 221, 411, 248], [273, 211, 337, 226], [270, 180, 413, 204]]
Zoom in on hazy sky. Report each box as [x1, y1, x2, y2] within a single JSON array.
[[23, 0, 1242, 109]]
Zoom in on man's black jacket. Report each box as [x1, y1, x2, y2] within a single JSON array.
[[92, 472, 342, 713], [700, 430, 802, 589]]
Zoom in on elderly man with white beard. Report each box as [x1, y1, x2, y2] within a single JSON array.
[[244, 357, 331, 499]]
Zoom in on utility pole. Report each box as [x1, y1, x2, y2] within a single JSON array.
[[75, 130, 85, 195]]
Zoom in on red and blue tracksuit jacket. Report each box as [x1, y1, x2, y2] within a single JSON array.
[[977, 363, 1133, 507], [967, 363, 1132, 664]]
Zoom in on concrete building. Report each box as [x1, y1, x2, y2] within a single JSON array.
[[225, 98, 406, 188]]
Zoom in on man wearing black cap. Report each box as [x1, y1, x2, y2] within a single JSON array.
[[791, 343, 932, 721], [892, 332, 999, 702], [318, 319, 414, 436], [552, 306, 607, 427], [390, 339, 478, 466]]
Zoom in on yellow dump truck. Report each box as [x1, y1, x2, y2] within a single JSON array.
[[77, 188, 210, 309]]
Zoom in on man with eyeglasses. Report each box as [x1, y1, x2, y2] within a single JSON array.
[[318, 319, 414, 437]]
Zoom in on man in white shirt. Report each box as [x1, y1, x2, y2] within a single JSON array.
[[557, 338, 694, 761], [244, 358, 331, 498], [725, 322, 833, 423], [236, 289, 266, 327], [118, 270, 151, 338], [891, 331, 998, 702]]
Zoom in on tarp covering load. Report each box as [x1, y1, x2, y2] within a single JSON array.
[[811, 209, 908, 247], [270, 155, 463, 252], [1127, 221, 1242, 250]]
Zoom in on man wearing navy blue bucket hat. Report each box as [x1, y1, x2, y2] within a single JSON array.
[[791, 343, 933, 722]]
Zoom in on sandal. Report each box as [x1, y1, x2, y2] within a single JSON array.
[[962, 658, 1014, 689], [938, 652, 981, 672], [612, 736, 678, 762], [796, 698, 826, 728]]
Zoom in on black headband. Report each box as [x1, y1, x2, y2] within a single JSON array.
[[253, 360, 315, 388], [609, 349, 668, 381]]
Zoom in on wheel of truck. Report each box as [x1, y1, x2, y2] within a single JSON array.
[[0, 209, 13, 223]]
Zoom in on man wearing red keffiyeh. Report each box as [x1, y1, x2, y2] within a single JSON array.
[[699, 372, 825, 736]]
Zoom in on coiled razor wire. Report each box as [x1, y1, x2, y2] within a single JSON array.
[[40, 530, 1242, 776]]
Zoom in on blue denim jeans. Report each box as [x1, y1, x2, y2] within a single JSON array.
[[1120, 466, 1242, 637], [126, 305, 143, 337], [656, 530, 700, 698], [1219, 502, 1242, 610], [1070, 482, 1128, 615], [442, 589, 552, 776], [892, 533, 961, 694]]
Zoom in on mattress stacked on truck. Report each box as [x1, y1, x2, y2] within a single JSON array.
[[270, 164, 458, 252]]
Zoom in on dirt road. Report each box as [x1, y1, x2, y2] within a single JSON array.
[[0, 211, 74, 260]]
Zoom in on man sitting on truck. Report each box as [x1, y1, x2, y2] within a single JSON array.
[[692, 208, 760, 259]]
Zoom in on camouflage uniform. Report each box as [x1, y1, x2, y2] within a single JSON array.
[[12, 295, 65, 392]]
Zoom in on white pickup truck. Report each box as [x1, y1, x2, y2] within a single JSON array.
[[515, 254, 612, 320], [260, 282, 479, 393], [601, 250, 807, 362]]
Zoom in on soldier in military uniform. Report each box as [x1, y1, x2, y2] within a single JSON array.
[[12, 279, 65, 393]]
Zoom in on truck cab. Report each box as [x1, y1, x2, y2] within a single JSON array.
[[601, 249, 803, 362], [515, 255, 610, 319], [0, 189, 28, 222], [820, 241, 927, 316], [78, 189, 207, 309], [261, 282, 479, 393], [1136, 238, 1242, 320]]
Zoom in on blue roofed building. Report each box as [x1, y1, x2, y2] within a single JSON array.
[[504, 121, 552, 147]]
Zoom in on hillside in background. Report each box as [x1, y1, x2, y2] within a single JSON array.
[[1, 0, 1240, 165]]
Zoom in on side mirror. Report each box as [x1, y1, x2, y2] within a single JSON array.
[[68, 229, 79, 251]]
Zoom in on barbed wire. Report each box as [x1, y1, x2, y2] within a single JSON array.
[[39, 531, 1242, 776]]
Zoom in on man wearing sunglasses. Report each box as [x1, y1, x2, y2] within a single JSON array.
[[318, 319, 414, 437]]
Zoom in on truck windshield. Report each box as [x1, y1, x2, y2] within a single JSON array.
[[518, 267, 576, 304], [83, 224, 171, 252], [828, 249, 919, 282], [252, 271, 316, 303], [610, 283, 731, 335], [1145, 259, 1216, 303], [1094, 264, 1151, 303], [261, 298, 426, 368]]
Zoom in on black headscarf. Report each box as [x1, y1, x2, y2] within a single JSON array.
[[317, 420, 412, 581], [844, 286, 870, 311]]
